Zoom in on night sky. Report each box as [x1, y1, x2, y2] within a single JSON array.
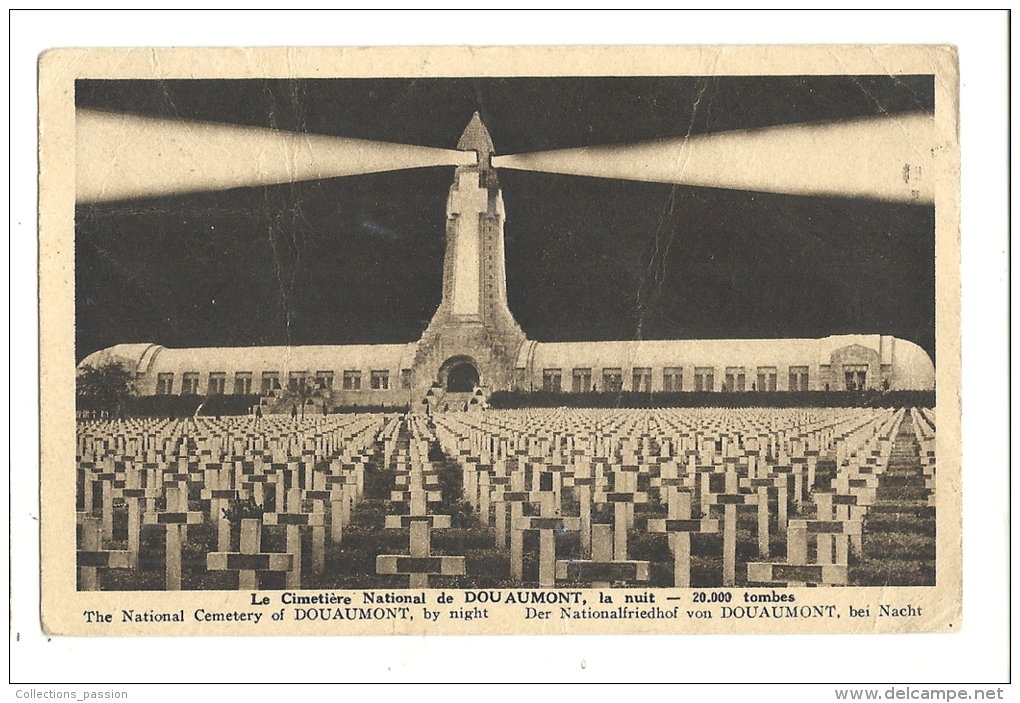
[[75, 76, 936, 363]]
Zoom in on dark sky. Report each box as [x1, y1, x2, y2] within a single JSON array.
[[75, 76, 936, 363]]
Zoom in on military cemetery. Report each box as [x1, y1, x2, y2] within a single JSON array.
[[70, 81, 941, 599], [76, 405, 935, 591]]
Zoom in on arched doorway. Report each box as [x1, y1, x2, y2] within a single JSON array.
[[440, 357, 480, 392], [446, 362, 479, 392]]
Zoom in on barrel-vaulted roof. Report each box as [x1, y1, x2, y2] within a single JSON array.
[[79, 343, 417, 376], [518, 334, 934, 389]]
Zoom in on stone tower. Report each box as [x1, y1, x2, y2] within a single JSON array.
[[410, 113, 527, 409]]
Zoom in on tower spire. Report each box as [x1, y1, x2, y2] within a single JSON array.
[[457, 112, 495, 168], [410, 112, 526, 407]]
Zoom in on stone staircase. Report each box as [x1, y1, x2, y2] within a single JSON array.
[[852, 409, 936, 586]]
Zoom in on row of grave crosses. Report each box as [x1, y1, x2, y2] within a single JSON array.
[[375, 416, 465, 587], [77, 414, 382, 470], [435, 406, 914, 587], [913, 408, 937, 502], [77, 407, 927, 590], [375, 417, 656, 588], [76, 414, 387, 590]]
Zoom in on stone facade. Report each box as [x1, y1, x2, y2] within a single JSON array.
[[515, 335, 933, 394], [409, 114, 527, 410], [78, 114, 935, 410]]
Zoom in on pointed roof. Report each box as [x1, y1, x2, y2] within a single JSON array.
[[457, 112, 495, 156]]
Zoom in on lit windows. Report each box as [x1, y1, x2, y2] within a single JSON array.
[[571, 368, 592, 393], [542, 368, 562, 393], [234, 372, 252, 395], [724, 367, 746, 392], [207, 372, 226, 395], [156, 373, 174, 395], [181, 372, 199, 395], [261, 371, 280, 395], [756, 367, 777, 392], [663, 367, 682, 392], [343, 371, 362, 391], [316, 371, 334, 390], [694, 367, 715, 392], [370, 370, 390, 390], [602, 368, 623, 394], [843, 364, 867, 391], [789, 366, 809, 392], [632, 367, 652, 393], [288, 371, 309, 391]]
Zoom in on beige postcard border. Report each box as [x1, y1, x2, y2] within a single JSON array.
[[39, 44, 961, 637]]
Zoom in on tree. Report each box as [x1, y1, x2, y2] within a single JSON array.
[[293, 377, 326, 419], [76, 361, 135, 417]]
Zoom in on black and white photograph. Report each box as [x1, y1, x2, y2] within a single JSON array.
[[38, 44, 961, 638], [13, 7, 1013, 692]]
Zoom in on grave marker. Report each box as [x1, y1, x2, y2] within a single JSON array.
[[555, 524, 650, 586], [646, 491, 719, 587], [142, 492, 204, 591], [207, 518, 293, 590], [77, 517, 133, 591]]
